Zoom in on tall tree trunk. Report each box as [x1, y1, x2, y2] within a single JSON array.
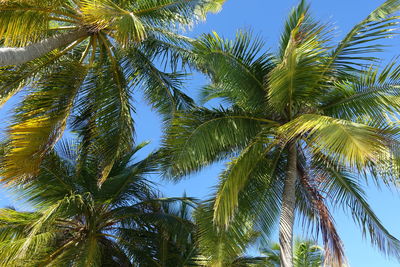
[[0, 29, 88, 66], [279, 143, 298, 267]]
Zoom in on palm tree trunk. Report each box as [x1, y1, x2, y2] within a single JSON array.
[[0, 29, 88, 66], [279, 143, 298, 267]]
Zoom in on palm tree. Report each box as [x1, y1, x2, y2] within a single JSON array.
[[0, 0, 225, 183], [162, 1, 400, 266], [0, 141, 197, 266], [263, 239, 328, 267]]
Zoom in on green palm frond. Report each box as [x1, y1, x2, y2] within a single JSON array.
[[262, 239, 324, 267], [269, 10, 331, 115], [321, 61, 400, 121], [162, 107, 278, 178], [0, 50, 73, 108], [133, 0, 226, 25], [213, 142, 273, 227], [193, 31, 274, 110], [124, 45, 194, 116], [319, 165, 400, 259], [0, 140, 201, 266], [71, 53, 134, 184], [329, 0, 400, 72]]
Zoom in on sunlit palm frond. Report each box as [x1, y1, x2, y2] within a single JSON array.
[[133, 0, 226, 26], [81, 0, 147, 45], [279, 114, 390, 168], [213, 141, 273, 227], [2, 60, 87, 183], [0, 0, 65, 46], [269, 10, 331, 115], [0, 50, 74, 108]]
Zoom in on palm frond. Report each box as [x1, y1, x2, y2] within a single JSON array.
[[321, 61, 400, 121], [81, 0, 147, 45], [123, 44, 194, 117], [269, 10, 331, 116], [279, 114, 390, 168], [213, 141, 272, 227], [71, 48, 134, 184], [193, 31, 274, 110], [133, 0, 226, 26], [2, 60, 87, 183], [195, 202, 259, 266], [0, 1, 54, 46], [162, 107, 277, 178], [320, 165, 400, 259], [329, 0, 400, 72]]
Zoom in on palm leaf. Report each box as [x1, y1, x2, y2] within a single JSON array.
[[2, 60, 87, 183], [162, 107, 278, 178]]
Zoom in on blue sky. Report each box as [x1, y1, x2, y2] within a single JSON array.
[[1, 0, 400, 266]]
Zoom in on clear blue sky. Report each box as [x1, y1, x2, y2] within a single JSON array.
[[1, 1, 400, 266]]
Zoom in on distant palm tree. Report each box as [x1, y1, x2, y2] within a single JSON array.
[[0, 0, 225, 183], [263, 239, 324, 267], [0, 142, 196, 266], [162, 0, 400, 266]]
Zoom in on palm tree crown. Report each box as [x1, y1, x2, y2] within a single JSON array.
[[0, 142, 197, 266], [0, 0, 225, 183], [163, 0, 400, 265]]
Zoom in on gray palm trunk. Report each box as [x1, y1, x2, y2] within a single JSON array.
[[0, 29, 88, 66], [279, 143, 298, 267]]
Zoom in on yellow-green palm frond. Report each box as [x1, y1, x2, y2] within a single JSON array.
[[0, 0, 74, 46], [213, 141, 273, 227], [81, 0, 147, 45], [269, 8, 331, 116], [0, 47, 79, 108], [1, 60, 87, 183], [0, 202, 65, 266], [279, 114, 390, 169], [133, 0, 225, 26]]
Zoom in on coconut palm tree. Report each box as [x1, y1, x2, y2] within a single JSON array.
[[162, 1, 400, 266], [0, 141, 197, 266], [0, 0, 225, 184], [263, 239, 325, 267]]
